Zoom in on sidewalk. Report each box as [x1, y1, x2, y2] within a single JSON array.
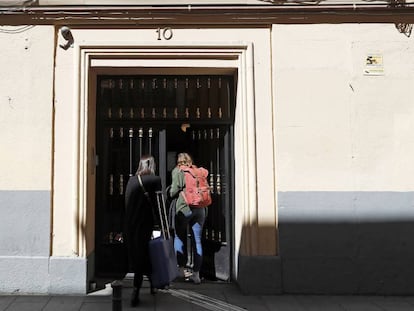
[[1, 279, 414, 311]]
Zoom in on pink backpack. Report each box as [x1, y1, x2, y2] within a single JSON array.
[[179, 165, 212, 208]]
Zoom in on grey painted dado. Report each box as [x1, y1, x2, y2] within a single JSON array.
[[0, 191, 87, 294], [278, 191, 414, 295], [2, 190, 413, 294], [237, 255, 282, 295], [0, 190, 50, 256]]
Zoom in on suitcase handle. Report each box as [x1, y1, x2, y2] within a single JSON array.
[[137, 175, 171, 240], [155, 191, 171, 240]]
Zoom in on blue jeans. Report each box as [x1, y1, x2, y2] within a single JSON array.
[[174, 207, 206, 272]]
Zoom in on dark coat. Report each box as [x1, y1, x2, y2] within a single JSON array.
[[124, 174, 162, 274]]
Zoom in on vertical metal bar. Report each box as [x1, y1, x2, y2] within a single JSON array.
[[118, 79, 124, 119], [210, 162, 214, 194], [148, 127, 153, 156], [185, 78, 189, 119], [216, 127, 221, 242], [174, 78, 178, 119], [159, 129, 167, 191], [196, 77, 201, 119], [108, 79, 114, 118], [210, 148, 214, 194], [139, 127, 143, 158], [129, 128, 133, 176], [119, 174, 124, 195], [224, 125, 233, 245], [129, 79, 134, 119], [109, 174, 114, 195], [216, 128, 221, 195], [152, 78, 156, 119], [163, 77, 167, 119], [218, 78, 222, 119], [208, 155, 214, 241], [140, 78, 145, 119], [207, 77, 211, 119]]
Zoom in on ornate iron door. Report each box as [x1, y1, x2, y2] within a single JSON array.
[[95, 75, 234, 281]]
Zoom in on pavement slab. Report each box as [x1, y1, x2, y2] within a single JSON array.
[[0, 296, 16, 311], [42, 296, 84, 311], [1, 282, 414, 311]]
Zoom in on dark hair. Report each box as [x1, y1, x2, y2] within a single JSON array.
[[136, 155, 156, 175]]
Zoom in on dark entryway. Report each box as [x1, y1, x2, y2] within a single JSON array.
[[94, 74, 235, 281]]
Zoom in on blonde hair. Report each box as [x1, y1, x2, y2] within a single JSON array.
[[177, 152, 193, 167]]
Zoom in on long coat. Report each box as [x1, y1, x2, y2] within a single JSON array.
[[124, 174, 162, 274]]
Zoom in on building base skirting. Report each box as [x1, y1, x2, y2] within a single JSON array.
[[0, 256, 87, 294], [237, 255, 282, 295]]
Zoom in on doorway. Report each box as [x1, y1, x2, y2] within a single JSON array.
[[94, 74, 235, 281]]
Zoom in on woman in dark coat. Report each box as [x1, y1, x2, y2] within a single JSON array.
[[124, 155, 161, 307]]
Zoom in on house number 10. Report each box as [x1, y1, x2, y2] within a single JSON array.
[[156, 27, 173, 40]]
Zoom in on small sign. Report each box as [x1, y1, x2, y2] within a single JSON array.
[[364, 54, 384, 76]]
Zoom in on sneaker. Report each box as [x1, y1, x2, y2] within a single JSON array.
[[178, 267, 186, 278], [190, 271, 201, 285]]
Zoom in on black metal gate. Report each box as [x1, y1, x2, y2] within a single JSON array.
[[95, 75, 235, 281]]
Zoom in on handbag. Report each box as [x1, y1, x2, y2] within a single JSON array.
[[137, 176, 179, 288]]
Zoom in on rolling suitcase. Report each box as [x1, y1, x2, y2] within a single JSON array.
[[149, 191, 179, 289]]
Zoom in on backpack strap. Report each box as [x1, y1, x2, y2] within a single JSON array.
[[137, 175, 158, 228], [137, 175, 149, 198]]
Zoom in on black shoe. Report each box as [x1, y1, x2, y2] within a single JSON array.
[[150, 286, 157, 295], [131, 287, 140, 307]]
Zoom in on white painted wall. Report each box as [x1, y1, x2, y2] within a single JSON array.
[[0, 26, 54, 191], [273, 24, 414, 192]]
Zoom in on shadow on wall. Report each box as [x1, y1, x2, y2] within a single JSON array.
[[278, 191, 414, 295]]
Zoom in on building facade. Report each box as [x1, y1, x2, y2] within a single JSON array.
[[1, 0, 414, 295]]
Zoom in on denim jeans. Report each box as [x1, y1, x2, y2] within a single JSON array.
[[174, 207, 206, 272]]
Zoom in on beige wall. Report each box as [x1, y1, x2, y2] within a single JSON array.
[[0, 26, 54, 191], [4, 21, 413, 280], [273, 23, 414, 193], [2, 20, 414, 293]]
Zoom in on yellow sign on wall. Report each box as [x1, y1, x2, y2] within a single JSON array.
[[364, 54, 384, 76]]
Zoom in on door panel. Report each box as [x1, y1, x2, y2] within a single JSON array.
[[95, 75, 234, 281]]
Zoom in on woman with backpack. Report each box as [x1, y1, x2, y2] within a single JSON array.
[[169, 152, 211, 284]]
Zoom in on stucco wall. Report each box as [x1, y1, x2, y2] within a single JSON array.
[[273, 24, 414, 294], [0, 26, 53, 192], [2, 21, 414, 295], [0, 25, 87, 295]]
